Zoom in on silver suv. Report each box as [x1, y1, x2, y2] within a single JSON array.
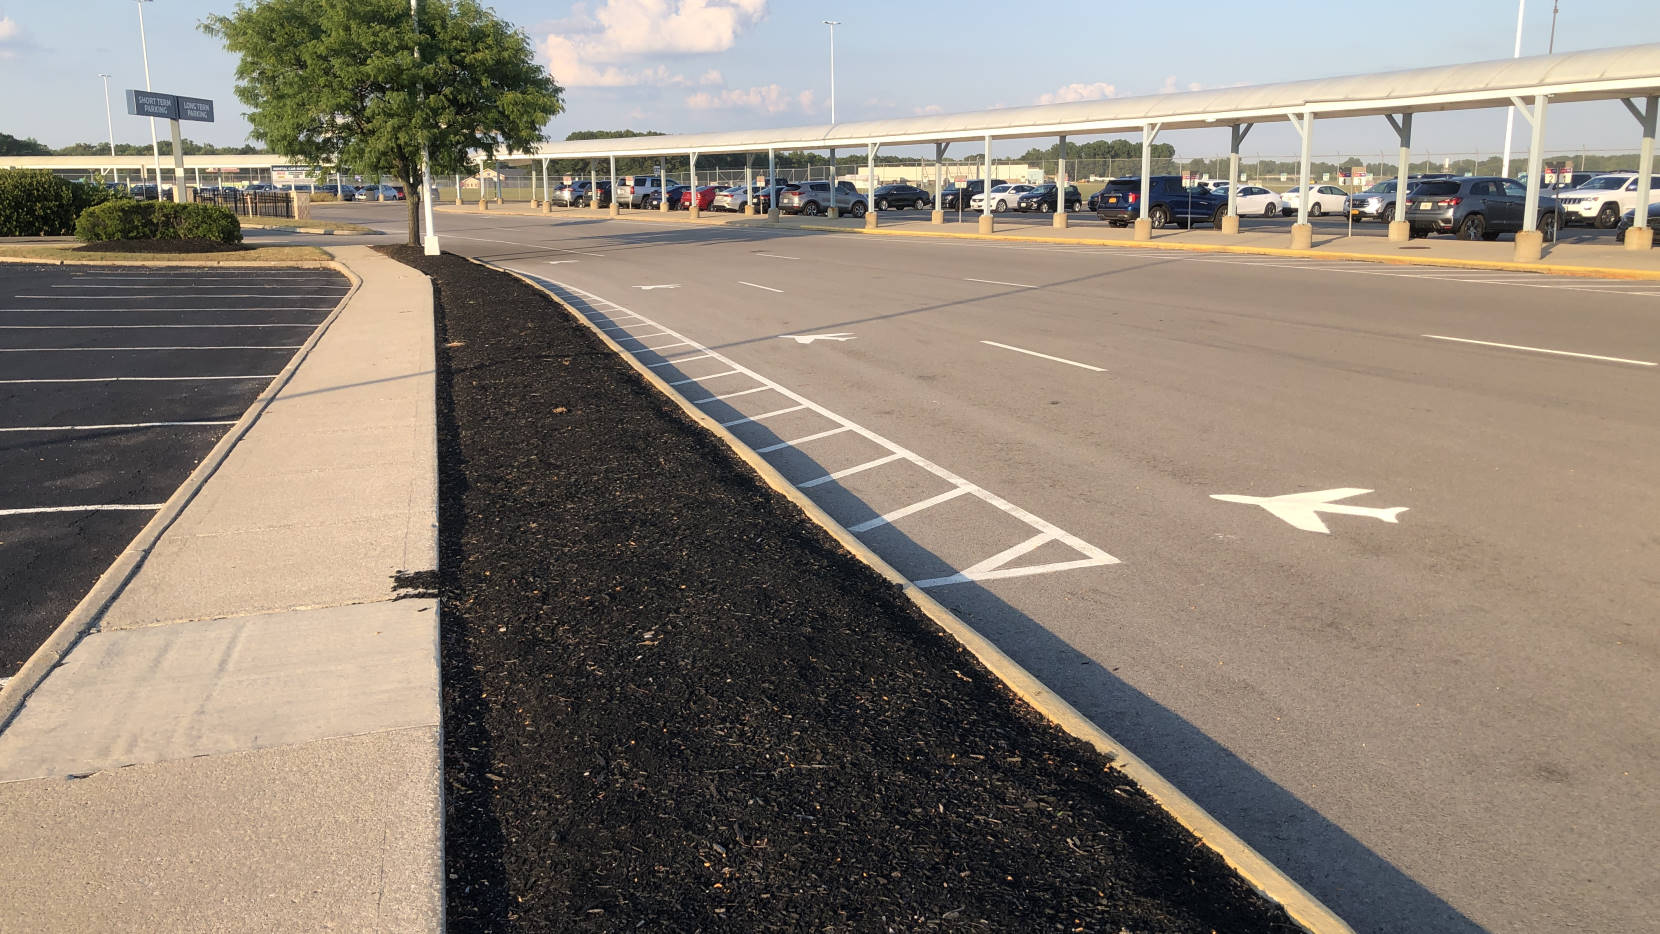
[[778, 181, 867, 217]]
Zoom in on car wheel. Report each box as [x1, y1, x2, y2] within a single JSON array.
[[1263, 202, 1277, 217], [1540, 212, 1559, 242], [1149, 205, 1170, 228], [802, 201, 821, 216], [877, 198, 889, 210], [1213, 206, 1227, 228], [1310, 202, 1324, 217], [1456, 213, 1485, 240], [850, 201, 867, 218], [1381, 203, 1395, 224], [1595, 203, 1620, 229], [993, 199, 1008, 214]]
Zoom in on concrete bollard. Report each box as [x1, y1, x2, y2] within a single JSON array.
[[767, 208, 781, 225], [1220, 214, 1239, 235], [608, 204, 620, 218], [1133, 218, 1152, 241], [864, 211, 878, 230], [1513, 229, 1544, 262], [1052, 212, 1070, 230], [542, 200, 553, 214], [1290, 223, 1313, 249], [1624, 226, 1654, 251], [689, 206, 701, 220], [827, 207, 840, 219], [477, 197, 489, 212], [930, 209, 945, 225], [742, 203, 754, 216], [1387, 221, 1412, 242], [977, 214, 994, 234]]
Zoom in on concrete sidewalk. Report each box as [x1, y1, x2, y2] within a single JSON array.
[[0, 246, 442, 933], [441, 202, 1660, 278]]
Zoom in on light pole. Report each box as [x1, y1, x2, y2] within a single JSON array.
[[1547, 0, 1559, 53], [99, 73, 118, 186], [1501, 0, 1525, 179], [413, 0, 439, 254], [823, 20, 840, 207], [135, 0, 166, 198]]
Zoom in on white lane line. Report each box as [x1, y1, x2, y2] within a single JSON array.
[[0, 503, 165, 517], [1421, 334, 1657, 367], [647, 353, 713, 367], [754, 252, 799, 260], [690, 385, 773, 404], [0, 324, 317, 329], [738, 281, 784, 293], [667, 369, 742, 386], [754, 426, 851, 453], [538, 277, 1119, 586], [964, 277, 1038, 289], [0, 375, 277, 384], [798, 453, 907, 488], [979, 340, 1106, 373], [0, 420, 235, 433], [847, 486, 973, 533], [720, 405, 806, 427], [0, 345, 301, 351]]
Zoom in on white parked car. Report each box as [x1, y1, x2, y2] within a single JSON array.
[[969, 183, 1036, 213], [1555, 173, 1660, 228], [1222, 184, 1281, 217], [1279, 184, 1349, 217]]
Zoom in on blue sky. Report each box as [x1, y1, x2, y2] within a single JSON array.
[[3, 1, 1658, 160]]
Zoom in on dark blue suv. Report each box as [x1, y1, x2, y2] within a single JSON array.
[[1094, 176, 1226, 228]]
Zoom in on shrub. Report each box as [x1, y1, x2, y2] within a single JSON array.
[[74, 200, 243, 244], [0, 170, 117, 236]]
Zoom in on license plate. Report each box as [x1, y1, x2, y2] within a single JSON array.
[[1107, 196, 1121, 205]]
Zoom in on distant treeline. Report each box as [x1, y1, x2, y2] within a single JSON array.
[[1, 132, 268, 157]]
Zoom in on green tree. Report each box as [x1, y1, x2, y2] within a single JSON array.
[[203, 0, 563, 245], [0, 132, 50, 156]]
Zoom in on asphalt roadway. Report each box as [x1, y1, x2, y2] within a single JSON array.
[[341, 203, 1659, 934], [0, 264, 347, 680]]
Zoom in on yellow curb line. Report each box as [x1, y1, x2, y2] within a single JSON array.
[[467, 254, 1355, 934]]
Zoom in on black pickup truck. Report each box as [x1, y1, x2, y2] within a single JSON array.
[[940, 178, 1007, 210]]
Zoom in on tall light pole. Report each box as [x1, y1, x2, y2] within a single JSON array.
[[1501, 0, 1525, 179], [99, 73, 118, 185], [413, 0, 438, 254], [1548, 0, 1559, 53], [823, 20, 840, 201], [135, 0, 165, 197]]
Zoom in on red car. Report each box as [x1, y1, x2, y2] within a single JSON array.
[[680, 184, 721, 211]]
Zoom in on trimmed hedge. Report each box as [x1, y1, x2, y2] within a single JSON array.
[[0, 170, 115, 236], [75, 200, 243, 244]]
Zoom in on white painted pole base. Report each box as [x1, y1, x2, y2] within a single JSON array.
[[1624, 226, 1654, 250], [608, 204, 620, 218], [1133, 218, 1153, 241], [542, 201, 552, 214], [689, 206, 701, 220], [1220, 214, 1239, 235], [827, 207, 840, 219], [1290, 223, 1313, 249], [1387, 221, 1412, 242], [930, 210, 945, 225], [423, 235, 440, 257], [977, 214, 994, 234], [1513, 229, 1544, 262], [742, 204, 754, 216], [1052, 212, 1069, 230], [476, 198, 489, 212], [864, 212, 878, 229]]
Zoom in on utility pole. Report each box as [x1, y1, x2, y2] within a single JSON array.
[[413, 0, 439, 254], [99, 73, 118, 185], [135, 0, 165, 198]]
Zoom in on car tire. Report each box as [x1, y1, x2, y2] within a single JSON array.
[[1595, 203, 1620, 229], [1540, 212, 1559, 242], [993, 199, 1008, 214], [1280, 207, 1293, 217], [1310, 202, 1324, 217], [1263, 203, 1278, 217], [877, 198, 889, 210], [1149, 205, 1170, 228], [1381, 203, 1395, 224], [802, 201, 821, 216], [1212, 206, 1227, 228], [1456, 214, 1485, 240], [851, 201, 867, 218]]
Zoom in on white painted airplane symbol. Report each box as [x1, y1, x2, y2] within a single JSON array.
[[1210, 487, 1408, 534], [780, 333, 857, 344]]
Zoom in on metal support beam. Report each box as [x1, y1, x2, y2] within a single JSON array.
[[1054, 134, 1068, 228], [1139, 123, 1160, 220], [767, 146, 777, 221], [1521, 96, 1549, 231], [866, 141, 878, 226], [980, 135, 994, 233], [933, 142, 947, 223], [1625, 96, 1658, 232], [689, 152, 699, 216], [827, 147, 838, 217], [609, 154, 618, 216], [1385, 113, 1413, 239], [1226, 123, 1253, 221]]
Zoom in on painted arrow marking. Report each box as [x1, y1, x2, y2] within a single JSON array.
[[1210, 487, 1408, 534], [547, 260, 580, 265], [780, 333, 857, 345], [634, 284, 681, 291]]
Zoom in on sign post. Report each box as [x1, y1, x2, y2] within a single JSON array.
[[126, 90, 214, 202]]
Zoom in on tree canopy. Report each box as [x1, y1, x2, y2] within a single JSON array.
[[203, 0, 563, 243], [0, 132, 50, 156]]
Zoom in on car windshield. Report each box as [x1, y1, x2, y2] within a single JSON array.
[[1581, 176, 1630, 190], [1362, 182, 1395, 193], [1414, 181, 1461, 196], [989, 185, 1011, 193]]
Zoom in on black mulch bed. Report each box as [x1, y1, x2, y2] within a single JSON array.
[[383, 244, 1298, 933], [71, 238, 251, 253]]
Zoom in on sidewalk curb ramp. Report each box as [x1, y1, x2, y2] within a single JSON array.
[[0, 259, 360, 733], [474, 254, 1358, 934]]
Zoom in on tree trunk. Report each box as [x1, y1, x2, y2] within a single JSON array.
[[405, 180, 421, 247]]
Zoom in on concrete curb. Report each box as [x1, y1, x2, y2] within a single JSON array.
[[0, 260, 362, 734], [473, 255, 1356, 934], [0, 253, 336, 268], [240, 223, 378, 237]]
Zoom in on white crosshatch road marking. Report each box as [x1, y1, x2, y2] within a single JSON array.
[[532, 276, 1120, 590], [1211, 488, 1408, 534]]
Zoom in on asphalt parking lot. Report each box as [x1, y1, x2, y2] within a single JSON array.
[[0, 263, 347, 680]]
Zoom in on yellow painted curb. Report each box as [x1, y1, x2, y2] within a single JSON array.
[[467, 255, 1356, 934]]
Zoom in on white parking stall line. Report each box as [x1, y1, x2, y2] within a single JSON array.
[[798, 453, 907, 488], [1421, 334, 1657, 366], [0, 420, 236, 433], [690, 385, 773, 404], [540, 276, 1120, 587], [0, 324, 318, 329], [647, 353, 713, 367], [0, 345, 302, 352], [667, 369, 742, 386], [444, 235, 604, 257], [0, 308, 334, 313], [618, 330, 673, 340], [964, 277, 1038, 289], [754, 252, 799, 260], [720, 405, 806, 427], [738, 281, 784, 293], [0, 503, 165, 517], [13, 295, 338, 300], [640, 340, 693, 352], [0, 375, 278, 384], [980, 340, 1106, 373], [596, 323, 635, 332], [51, 284, 348, 290], [847, 486, 972, 533], [754, 426, 851, 453]]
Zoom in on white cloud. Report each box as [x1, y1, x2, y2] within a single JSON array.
[[542, 0, 768, 87], [913, 104, 944, 116], [0, 16, 21, 58], [1159, 75, 1204, 94], [684, 84, 814, 115], [1037, 82, 1116, 105], [699, 69, 724, 86]]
